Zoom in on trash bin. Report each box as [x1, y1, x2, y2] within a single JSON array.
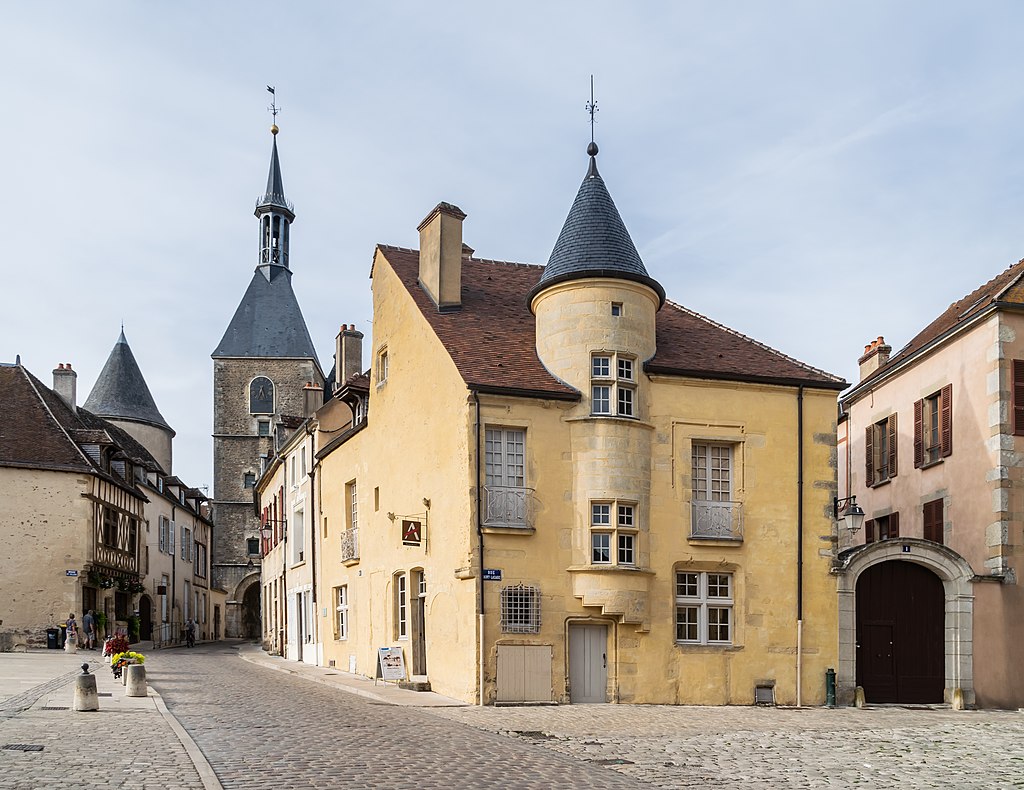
[[46, 628, 60, 649]]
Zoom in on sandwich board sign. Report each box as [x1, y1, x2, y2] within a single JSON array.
[[376, 646, 407, 682]]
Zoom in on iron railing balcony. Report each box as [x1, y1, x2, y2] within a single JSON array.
[[690, 500, 743, 541], [483, 485, 534, 529]]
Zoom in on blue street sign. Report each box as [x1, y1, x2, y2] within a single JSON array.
[[482, 569, 502, 581], [65, 570, 79, 577]]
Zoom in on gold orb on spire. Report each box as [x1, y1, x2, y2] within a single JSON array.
[[270, 124, 279, 136]]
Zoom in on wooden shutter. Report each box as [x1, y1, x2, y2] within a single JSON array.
[[887, 414, 898, 478], [923, 499, 943, 544], [1015, 361, 1024, 436], [865, 519, 876, 544], [889, 511, 900, 538], [865, 426, 874, 486], [940, 384, 953, 457], [913, 399, 924, 468]]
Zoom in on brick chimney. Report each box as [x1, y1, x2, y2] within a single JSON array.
[[52, 363, 77, 411], [417, 202, 466, 311], [335, 324, 364, 390], [858, 336, 892, 381], [302, 381, 323, 418]]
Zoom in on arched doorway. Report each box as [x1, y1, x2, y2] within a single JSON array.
[[242, 582, 261, 640], [856, 561, 943, 703], [138, 595, 153, 641], [836, 538, 976, 707]]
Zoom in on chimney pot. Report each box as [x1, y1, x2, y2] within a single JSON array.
[[53, 362, 78, 411], [336, 323, 364, 389], [417, 202, 466, 310]]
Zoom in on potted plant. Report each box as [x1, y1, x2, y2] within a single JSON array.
[[94, 610, 107, 639], [111, 650, 146, 679], [127, 615, 140, 643]]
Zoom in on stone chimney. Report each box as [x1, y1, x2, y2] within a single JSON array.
[[52, 363, 77, 411], [303, 381, 323, 418], [858, 336, 892, 381], [335, 324, 364, 390], [417, 202, 466, 311]]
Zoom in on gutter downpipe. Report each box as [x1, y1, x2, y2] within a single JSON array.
[[474, 389, 485, 707], [308, 423, 318, 664], [796, 385, 804, 708], [171, 505, 177, 643]]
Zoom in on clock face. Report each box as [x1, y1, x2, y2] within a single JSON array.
[[249, 376, 275, 415]]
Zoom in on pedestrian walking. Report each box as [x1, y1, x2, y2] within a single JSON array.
[[64, 613, 78, 654], [185, 617, 196, 648], [82, 609, 96, 650]]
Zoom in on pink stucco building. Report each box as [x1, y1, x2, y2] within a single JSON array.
[[837, 259, 1024, 709]]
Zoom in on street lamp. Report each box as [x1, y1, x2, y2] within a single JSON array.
[[833, 496, 866, 534]]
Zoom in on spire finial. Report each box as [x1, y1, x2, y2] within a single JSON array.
[[586, 75, 599, 158], [267, 86, 279, 135]]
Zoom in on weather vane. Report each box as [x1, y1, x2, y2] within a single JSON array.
[[586, 75, 599, 143], [267, 85, 280, 131]]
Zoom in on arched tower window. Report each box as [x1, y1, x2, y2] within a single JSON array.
[[250, 377, 275, 415]]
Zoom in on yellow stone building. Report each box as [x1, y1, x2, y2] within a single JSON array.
[[310, 144, 846, 705]]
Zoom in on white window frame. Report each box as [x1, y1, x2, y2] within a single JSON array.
[[675, 571, 733, 645], [396, 573, 407, 639], [335, 585, 348, 640], [691, 443, 732, 502], [590, 500, 638, 567], [346, 480, 358, 530], [292, 510, 304, 565], [159, 516, 168, 553], [500, 584, 541, 633], [377, 347, 389, 386], [591, 352, 637, 418]]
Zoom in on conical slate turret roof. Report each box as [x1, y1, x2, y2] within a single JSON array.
[[84, 330, 173, 432], [531, 145, 664, 305], [212, 269, 320, 360]]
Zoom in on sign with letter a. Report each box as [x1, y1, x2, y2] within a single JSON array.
[[402, 519, 422, 546]]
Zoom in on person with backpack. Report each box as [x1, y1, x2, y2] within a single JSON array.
[[64, 613, 78, 654]]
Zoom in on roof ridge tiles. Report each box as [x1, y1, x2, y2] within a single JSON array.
[[664, 300, 845, 383]]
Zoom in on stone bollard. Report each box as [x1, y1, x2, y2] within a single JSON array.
[[73, 663, 99, 711], [952, 687, 966, 710], [854, 686, 866, 708], [125, 663, 147, 697]]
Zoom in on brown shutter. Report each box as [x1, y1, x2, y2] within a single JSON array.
[[924, 499, 943, 543], [913, 399, 924, 468], [865, 519, 875, 544], [889, 511, 900, 538], [1014, 361, 1024, 435], [940, 383, 953, 457], [888, 414, 898, 478], [865, 426, 874, 487]]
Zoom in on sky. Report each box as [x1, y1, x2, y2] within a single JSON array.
[[6, 2, 1024, 491]]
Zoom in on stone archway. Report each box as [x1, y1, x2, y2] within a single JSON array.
[[836, 538, 975, 706], [226, 573, 262, 639], [242, 582, 261, 639]]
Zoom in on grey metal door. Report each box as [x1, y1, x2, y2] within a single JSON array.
[[569, 624, 607, 703]]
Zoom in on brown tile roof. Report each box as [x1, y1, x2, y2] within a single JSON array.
[[860, 257, 1024, 388], [0, 364, 163, 492], [378, 246, 845, 395]]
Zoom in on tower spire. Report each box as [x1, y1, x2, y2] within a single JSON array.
[[255, 87, 295, 278]]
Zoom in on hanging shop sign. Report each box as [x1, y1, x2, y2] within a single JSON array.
[[402, 519, 422, 546]]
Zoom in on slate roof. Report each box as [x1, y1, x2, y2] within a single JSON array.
[[531, 153, 665, 305], [378, 246, 845, 396], [855, 257, 1024, 391], [0, 364, 164, 485], [256, 135, 293, 217], [212, 267, 320, 361], [84, 330, 173, 432]]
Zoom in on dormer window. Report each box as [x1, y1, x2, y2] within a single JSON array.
[[591, 352, 636, 418]]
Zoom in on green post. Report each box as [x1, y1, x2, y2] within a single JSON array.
[[826, 666, 836, 708]]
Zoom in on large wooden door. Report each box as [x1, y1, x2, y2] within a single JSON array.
[[856, 561, 944, 703], [569, 624, 608, 703]]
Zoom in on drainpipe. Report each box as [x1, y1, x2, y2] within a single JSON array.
[[171, 505, 177, 642], [796, 386, 804, 708], [473, 389, 485, 707], [308, 423, 318, 663]]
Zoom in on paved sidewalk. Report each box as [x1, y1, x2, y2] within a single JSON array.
[[0, 649, 219, 790], [236, 642, 470, 707]]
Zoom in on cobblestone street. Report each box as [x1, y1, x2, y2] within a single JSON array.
[[2, 645, 1023, 789]]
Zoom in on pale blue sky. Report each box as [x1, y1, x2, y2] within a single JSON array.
[[6, 2, 1024, 489]]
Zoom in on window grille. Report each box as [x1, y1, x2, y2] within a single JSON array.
[[500, 584, 541, 633]]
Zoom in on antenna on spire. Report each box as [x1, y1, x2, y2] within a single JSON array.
[[585, 75, 599, 157], [267, 86, 280, 135]]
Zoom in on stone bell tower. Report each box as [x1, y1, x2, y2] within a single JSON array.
[[211, 122, 323, 638]]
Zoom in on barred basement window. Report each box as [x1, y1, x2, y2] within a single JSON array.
[[500, 584, 541, 633]]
